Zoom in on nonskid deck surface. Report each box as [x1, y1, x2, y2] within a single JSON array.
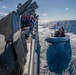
[[23, 35, 32, 75]]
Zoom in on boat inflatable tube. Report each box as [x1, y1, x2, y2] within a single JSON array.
[[45, 35, 70, 44]]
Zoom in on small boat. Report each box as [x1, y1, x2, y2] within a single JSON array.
[[46, 34, 72, 74]]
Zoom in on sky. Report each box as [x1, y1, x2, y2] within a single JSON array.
[[0, 0, 76, 21]]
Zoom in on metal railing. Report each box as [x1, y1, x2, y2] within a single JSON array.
[[28, 22, 39, 75]]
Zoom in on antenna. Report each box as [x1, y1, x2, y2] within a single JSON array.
[[17, 3, 22, 8]]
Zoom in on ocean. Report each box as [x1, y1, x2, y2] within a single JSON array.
[[39, 20, 76, 75]]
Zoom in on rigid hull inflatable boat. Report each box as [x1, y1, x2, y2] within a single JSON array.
[[45, 35, 72, 74]]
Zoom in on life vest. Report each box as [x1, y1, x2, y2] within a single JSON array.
[[61, 30, 65, 37], [30, 17, 33, 21], [30, 21, 32, 26], [23, 15, 28, 19]]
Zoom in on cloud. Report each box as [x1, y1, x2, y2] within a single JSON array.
[[65, 8, 69, 10], [39, 16, 52, 23], [14, 5, 17, 7], [2, 6, 7, 9], [42, 13, 47, 16], [0, 12, 8, 16]]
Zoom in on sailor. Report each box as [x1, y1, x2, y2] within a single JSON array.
[[23, 15, 29, 27], [21, 14, 30, 31], [61, 27, 64, 31], [21, 16, 25, 31], [54, 30, 60, 37], [30, 18, 33, 32], [58, 28, 62, 37], [29, 15, 34, 31], [54, 28, 64, 37], [60, 27, 65, 37]]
